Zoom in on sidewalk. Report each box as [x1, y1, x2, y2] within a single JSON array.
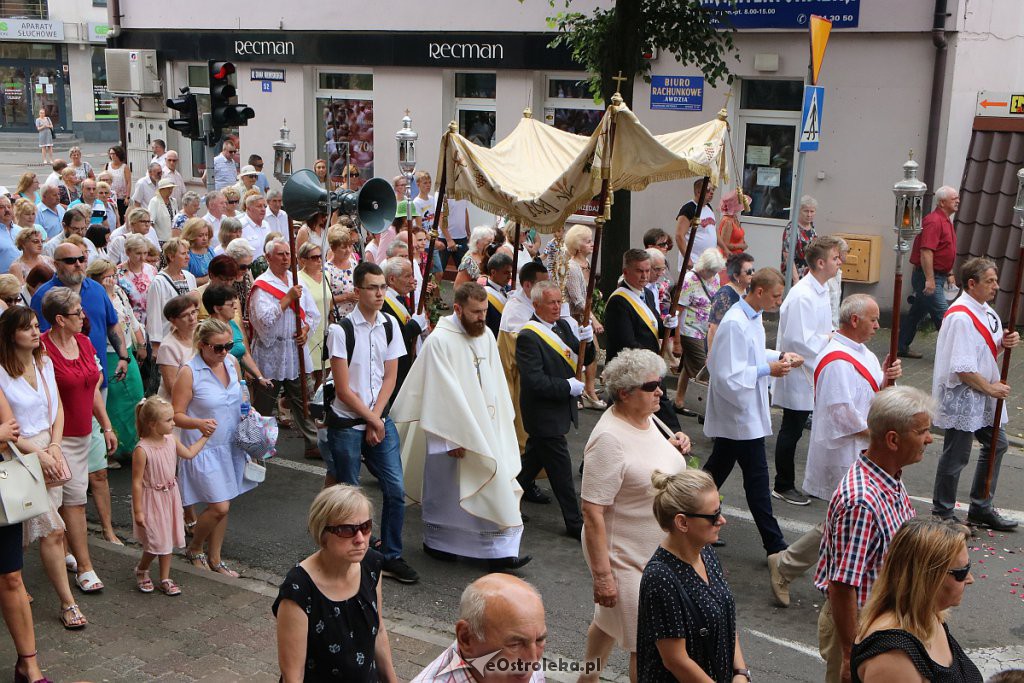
[[6, 538, 452, 682]]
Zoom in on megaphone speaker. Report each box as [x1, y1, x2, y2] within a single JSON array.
[[350, 177, 397, 234], [282, 169, 329, 222]]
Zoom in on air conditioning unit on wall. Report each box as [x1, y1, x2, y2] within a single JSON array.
[[105, 49, 162, 96]]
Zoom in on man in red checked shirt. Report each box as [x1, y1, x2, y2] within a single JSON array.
[[897, 185, 960, 358], [814, 386, 932, 683]]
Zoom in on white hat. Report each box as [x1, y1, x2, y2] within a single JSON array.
[[239, 165, 259, 178]]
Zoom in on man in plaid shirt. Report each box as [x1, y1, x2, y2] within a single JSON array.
[[814, 386, 934, 683]]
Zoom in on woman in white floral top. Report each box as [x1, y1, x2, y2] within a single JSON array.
[[323, 225, 360, 322], [672, 247, 725, 415]]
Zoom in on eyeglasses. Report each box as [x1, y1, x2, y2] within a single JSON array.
[[744, 268, 756, 275], [208, 341, 234, 354], [948, 561, 971, 582], [57, 255, 87, 265], [227, 200, 239, 205], [305, 253, 323, 260], [656, 241, 671, 248], [636, 380, 661, 392], [0, 296, 19, 305], [324, 519, 372, 538], [62, 309, 84, 318], [683, 506, 725, 526], [137, 220, 154, 225], [238, 262, 253, 271]]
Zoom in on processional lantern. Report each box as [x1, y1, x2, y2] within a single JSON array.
[[395, 112, 418, 177], [892, 151, 927, 253], [272, 118, 296, 184]]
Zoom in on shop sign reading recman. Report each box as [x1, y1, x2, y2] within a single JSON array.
[[976, 91, 1024, 117]]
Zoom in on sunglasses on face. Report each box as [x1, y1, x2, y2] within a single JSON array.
[[227, 200, 239, 205], [57, 255, 87, 265], [324, 519, 372, 538], [656, 241, 671, 248], [948, 561, 971, 582], [0, 296, 19, 305], [305, 253, 323, 260], [744, 268, 756, 275], [636, 380, 661, 393], [208, 341, 234, 354], [684, 506, 725, 526]]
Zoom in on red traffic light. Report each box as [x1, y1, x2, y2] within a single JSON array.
[[209, 61, 235, 81]]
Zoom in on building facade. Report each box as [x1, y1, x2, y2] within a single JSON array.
[[110, 0, 1024, 312], [0, 0, 116, 140]]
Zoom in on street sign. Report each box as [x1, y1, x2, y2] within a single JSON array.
[[799, 85, 824, 152], [261, 80, 272, 93], [976, 91, 1024, 117], [649, 75, 704, 111]]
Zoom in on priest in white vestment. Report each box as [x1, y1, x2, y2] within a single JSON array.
[[770, 236, 842, 506], [392, 282, 531, 570], [931, 257, 1019, 531], [767, 294, 901, 607]]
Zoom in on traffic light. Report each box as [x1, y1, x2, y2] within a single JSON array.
[[166, 87, 199, 140], [208, 60, 254, 133]]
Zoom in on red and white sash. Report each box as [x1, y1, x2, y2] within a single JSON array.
[[814, 351, 879, 393], [943, 305, 997, 359]]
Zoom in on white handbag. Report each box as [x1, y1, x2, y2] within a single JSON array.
[[683, 366, 711, 417], [0, 443, 48, 526], [243, 456, 266, 484]]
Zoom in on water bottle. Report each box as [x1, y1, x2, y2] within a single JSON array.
[[239, 380, 251, 417]]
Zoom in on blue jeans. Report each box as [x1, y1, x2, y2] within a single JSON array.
[[898, 266, 950, 351], [324, 418, 405, 560]]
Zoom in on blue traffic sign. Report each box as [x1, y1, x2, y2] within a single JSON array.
[[799, 86, 824, 152]]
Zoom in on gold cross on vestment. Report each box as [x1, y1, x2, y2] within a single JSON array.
[[612, 72, 627, 91]]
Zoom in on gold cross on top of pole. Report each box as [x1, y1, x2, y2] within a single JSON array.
[[612, 71, 627, 92], [405, 109, 411, 117]]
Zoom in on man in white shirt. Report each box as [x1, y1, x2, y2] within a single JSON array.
[[444, 196, 471, 267], [203, 140, 238, 190], [766, 294, 901, 607], [44, 159, 66, 187], [249, 238, 320, 459], [201, 190, 227, 235], [264, 188, 289, 235], [770, 236, 843, 506], [161, 151, 186, 204], [323, 260, 419, 584], [931, 256, 1019, 531], [704, 267, 802, 556], [131, 162, 162, 208], [43, 206, 98, 262], [240, 193, 272, 255], [107, 206, 160, 266], [150, 138, 167, 167], [675, 179, 717, 273]]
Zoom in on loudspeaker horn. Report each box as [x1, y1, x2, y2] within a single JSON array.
[[282, 170, 397, 234]]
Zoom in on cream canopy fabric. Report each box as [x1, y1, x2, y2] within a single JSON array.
[[437, 102, 729, 233]]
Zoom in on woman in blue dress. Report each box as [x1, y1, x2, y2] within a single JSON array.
[[172, 318, 256, 578]]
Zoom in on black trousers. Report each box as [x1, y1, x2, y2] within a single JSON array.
[[774, 408, 811, 493], [517, 434, 583, 533], [704, 436, 788, 555]]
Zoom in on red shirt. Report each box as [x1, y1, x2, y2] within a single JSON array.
[[909, 208, 957, 273], [41, 332, 100, 437]]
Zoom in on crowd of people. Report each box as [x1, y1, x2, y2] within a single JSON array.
[[0, 145, 1020, 683]]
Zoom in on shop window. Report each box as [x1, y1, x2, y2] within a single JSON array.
[[91, 47, 116, 120], [455, 72, 496, 148], [0, 43, 56, 60], [544, 75, 602, 136], [316, 71, 374, 186], [736, 79, 801, 222]]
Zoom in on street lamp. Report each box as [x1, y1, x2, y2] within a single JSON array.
[[886, 151, 927, 385], [395, 111, 418, 272], [272, 118, 296, 185]]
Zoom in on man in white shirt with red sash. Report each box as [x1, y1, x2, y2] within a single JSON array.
[[249, 237, 321, 458], [515, 281, 594, 538], [931, 257, 1019, 531], [767, 294, 902, 606], [771, 236, 843, 506], [484, 252, 513, 339]]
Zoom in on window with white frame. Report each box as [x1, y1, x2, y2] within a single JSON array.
[[544, 76, 603, 136], [315, 70, 374, 186], [736, 79, 803, 222], [455, 72, 496, 148]]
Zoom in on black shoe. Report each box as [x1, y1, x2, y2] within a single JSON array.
[[672, 403, 698, 417], [967, 509, 1019, 532], [933, 512, 966, 525], [522, 484, 552, 505], [422, 543, 457, 562], [897, 348, 923, 359], [487, 555, 533, 572], [772, 489, 811, 506], [382, 557, 420, 584]]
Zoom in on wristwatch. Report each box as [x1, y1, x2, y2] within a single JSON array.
[[118, 355, 129, 361], [734, 669, 752, 681]]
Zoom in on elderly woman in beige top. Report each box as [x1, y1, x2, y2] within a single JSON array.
[[579, 348, 691, 683]]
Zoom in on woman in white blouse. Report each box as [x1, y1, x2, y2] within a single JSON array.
[[146, 237, 198, 356], [0, 306, 87, 629]]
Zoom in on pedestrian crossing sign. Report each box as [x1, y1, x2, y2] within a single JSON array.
[[799, 85, 824, 152]]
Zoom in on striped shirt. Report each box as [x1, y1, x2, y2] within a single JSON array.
[[814, 453, 916, 607], [411, 641, 545, 683]]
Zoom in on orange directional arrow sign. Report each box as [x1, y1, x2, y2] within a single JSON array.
[[981, 99, 1009, 108]]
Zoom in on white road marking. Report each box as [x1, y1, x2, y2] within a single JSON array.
[[723, 504, 817, 535], [745, 629, 823, 661], [267, 457, 327, 476], [907, 495, 1024, 524]]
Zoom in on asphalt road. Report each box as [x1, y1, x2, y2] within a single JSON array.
[[99, 401, 1024, 682]]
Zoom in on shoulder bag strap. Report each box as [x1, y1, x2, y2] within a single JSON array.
[[4, 441, 43, 485]]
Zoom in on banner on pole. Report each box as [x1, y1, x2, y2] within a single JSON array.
[[809, 15, 832, 85]]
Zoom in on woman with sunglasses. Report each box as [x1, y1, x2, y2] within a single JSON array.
[[10, 227, 53, 285], [221, 186, 242, 221], [275, 484, 397, 683], [580, 348, 690, 683], [173, 318, 256, 578], [297, 241, 328, 386], [201, 284, 271, 391], [39, 287, 118, 594], [324, 225, 360, 323], [637, 469, 748, 683], [706, 252, 755, 355], [852, 517, 981, 683]]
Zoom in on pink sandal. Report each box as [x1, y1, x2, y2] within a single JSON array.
[[134, 566, 154, 593], [157, 578, 181, 596]]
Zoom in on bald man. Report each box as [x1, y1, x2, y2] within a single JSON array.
[[412, 574, 547, 682]]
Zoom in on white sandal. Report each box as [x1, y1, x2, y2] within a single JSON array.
[[75, 570, 104, 593]]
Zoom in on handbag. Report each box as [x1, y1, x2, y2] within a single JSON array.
[[36, 363, 70, 488], [234, 408, 279, 460], [0, 443, 48, 526], [683, 365, 711, 417], [242, 455, 266, 484]]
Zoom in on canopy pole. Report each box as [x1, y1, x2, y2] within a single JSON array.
[[288, 218, 310, 419], [417, 128, 452, 315], [660, 176, 711, 354], [575, 95, 621, 380], [509, 222, 522, 290]]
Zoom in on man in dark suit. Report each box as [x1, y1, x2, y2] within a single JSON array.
[[604, 248, 682, 431], [382, 257, 428, 395], [516, 280, 594, 539], [483, 252, 513, 338]]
